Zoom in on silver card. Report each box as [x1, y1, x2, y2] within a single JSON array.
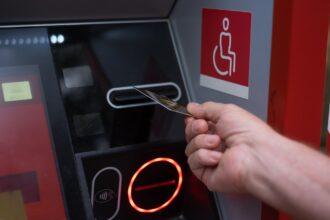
[[133, 86, 193, 117]]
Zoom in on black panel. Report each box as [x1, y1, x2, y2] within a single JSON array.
[[49, 22, 188, 153], [48, 22, 220, 220], [77, 142, 220, 220], [0, 0, 176, 24]]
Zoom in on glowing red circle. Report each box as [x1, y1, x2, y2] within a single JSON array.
[[127, 157, 183, 213]]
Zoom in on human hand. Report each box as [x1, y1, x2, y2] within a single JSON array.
[[185, 102, 277, 193]]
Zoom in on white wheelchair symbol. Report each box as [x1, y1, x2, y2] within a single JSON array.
[[212, 17, 237, 76]]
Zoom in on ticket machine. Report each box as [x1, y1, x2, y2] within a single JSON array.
[[0, 1, 275, 220]]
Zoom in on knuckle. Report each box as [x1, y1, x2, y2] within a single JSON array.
[[196, 149, 207, 161], [203, 101, 216, 109], [185, 128, 190, 141], [191, 120, 198, 132], [224, 103, 236, 110], [186, 134, 207, 157], [184, 146, 189, 156], [222, 104, 239, 115], [204, 101, 215, 106], [185, 141, 194, 156], [192, 120, 206, 134], [184, 123, 189, 133], [187, 156, 194, 168], [185, 123, 193, 141], [194, 134, 205, 146]]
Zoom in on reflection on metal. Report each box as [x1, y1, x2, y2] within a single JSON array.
[[91, 167, 122, 220], [0, 19, 167, 29], [106, 82, 182, 109]]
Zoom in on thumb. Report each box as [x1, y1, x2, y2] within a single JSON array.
[[187, 102, 224, 123]]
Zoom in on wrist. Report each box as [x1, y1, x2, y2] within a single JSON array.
[[243, 130, 289, 196]]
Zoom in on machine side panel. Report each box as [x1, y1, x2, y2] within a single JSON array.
[[170, 0, 274, 220]]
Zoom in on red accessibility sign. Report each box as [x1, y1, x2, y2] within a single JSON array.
[[201, 8, 252, 99]]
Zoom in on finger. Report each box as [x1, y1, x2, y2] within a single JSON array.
[[185, 119, 209, 142], [187, 102, 225, 123], [185, 134, 220, 156], [207, 121, 217, 134], [187, 102, 204, 118], [187, 149, 222, 170], [184, 117, 193, 126], [185, 118, 194, 142], [201, 167, 219, 191]]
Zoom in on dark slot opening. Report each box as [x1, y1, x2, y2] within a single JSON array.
[[110, 85, 179, 106]]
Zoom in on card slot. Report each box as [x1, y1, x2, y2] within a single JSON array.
[[107, 82, 181, 109]]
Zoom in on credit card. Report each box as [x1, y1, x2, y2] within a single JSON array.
[[133, 86, 193, 117]]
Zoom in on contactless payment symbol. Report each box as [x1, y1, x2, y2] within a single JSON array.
[[201, 9, 252, 99]]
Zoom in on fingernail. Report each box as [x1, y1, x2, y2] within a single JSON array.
[[206, 135, 218, 145], [188, 102, 199, 111]]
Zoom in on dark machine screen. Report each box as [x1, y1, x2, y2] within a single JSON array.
[[0, 66, 66, 219]]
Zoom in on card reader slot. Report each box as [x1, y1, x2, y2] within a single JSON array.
[[107, 82, 181, 109], [112, 91, 150, 104], [112, 87, 178, 104]]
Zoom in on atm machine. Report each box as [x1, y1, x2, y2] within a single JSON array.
[[0, 0, 274, 220]]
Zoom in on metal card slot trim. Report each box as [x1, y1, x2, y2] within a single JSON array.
[[106, 82, 182, 109]]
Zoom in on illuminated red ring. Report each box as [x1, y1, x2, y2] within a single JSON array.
[[127, 157, 183, 213]]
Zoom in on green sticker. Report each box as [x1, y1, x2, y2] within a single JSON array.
[[2, 81, 33, 102]]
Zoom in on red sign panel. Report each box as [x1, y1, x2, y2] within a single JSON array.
[[201, 8, 251, 99]]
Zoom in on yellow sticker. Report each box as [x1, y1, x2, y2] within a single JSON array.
[[2, 81, 33, 102], [0, 190, 27, 220]]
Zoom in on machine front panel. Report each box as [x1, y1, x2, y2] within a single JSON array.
[[0, 22, 221, 220]]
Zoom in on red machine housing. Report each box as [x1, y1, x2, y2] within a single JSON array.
[[264, 0, 330, 219]]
